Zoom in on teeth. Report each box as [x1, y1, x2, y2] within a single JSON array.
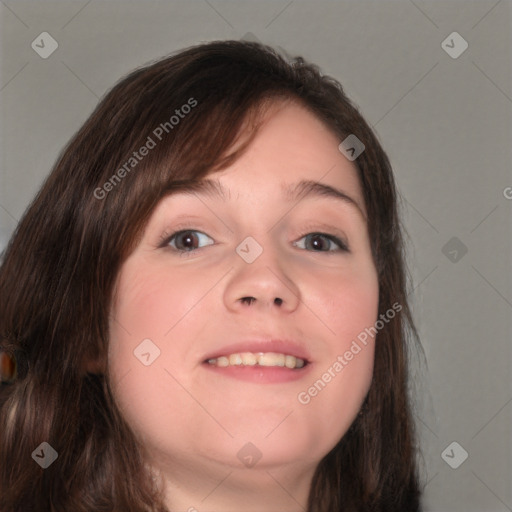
[[207, 352, 306, 369]]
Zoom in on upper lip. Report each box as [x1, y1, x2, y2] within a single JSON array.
[[202, 339, 312, 363]]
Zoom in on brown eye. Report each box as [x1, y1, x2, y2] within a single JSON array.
[[295, 233, 349, 252], [165, 230, 214, 252]]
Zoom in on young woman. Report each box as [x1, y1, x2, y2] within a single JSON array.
[[0, 39, 423, 511]]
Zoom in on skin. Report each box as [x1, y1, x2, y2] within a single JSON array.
[[107, 101, 379, 512]]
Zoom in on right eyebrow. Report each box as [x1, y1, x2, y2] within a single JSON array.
[[165, 177, 366, 221]]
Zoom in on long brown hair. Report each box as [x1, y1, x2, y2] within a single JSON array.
[[0, 40, 422, 511]]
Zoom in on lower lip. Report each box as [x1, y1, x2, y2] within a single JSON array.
[[201, 362, 313, 383]]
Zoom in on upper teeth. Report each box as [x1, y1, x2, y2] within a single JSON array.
[[207, 352, 306, 369]]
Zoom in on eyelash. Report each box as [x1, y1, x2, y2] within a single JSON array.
[[158, 225, 350, 255]]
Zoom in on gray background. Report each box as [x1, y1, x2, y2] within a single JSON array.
[[1, 1, 511, 510]]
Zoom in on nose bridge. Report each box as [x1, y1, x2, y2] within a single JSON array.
[[224, 230, 300, 311], [236, 232, 272, 265], [236, 231, 285, 283], [231, 198, 282, 265]]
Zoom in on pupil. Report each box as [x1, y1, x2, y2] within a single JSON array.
[[311, 234, 324, 250], [182, 232, 195, 249]]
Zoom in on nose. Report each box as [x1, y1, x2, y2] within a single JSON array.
[[223, 238, 301, 314]]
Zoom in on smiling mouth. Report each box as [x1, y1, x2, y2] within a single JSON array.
[[204, 352, 308, 369]]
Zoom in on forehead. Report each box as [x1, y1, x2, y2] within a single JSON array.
[[179, 103, 365, 214], [158, 176, 367, 223]]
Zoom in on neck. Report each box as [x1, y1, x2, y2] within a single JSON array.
[[153, 454, 316, 512]]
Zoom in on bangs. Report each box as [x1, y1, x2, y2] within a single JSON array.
[[84, 50, 307, 261]]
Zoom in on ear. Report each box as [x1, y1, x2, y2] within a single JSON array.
[[0, 347, 29, 382], [84, 358, 106, 375], [0, 350, 17, 383], [81, 346, 106, 375]]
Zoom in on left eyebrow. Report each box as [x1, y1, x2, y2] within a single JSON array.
[[168, 177, 366, 221], [281, 179, 366, 221]]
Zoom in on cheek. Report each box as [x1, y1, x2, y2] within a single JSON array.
[[295, 263, 378, 437], [106, 264, 201, 446], [307, 259, 380, 350], [112, 265, 176, 337], [106, 257, 218, 419], [108, 257, 213, 356], [106, 263, 172, 386]]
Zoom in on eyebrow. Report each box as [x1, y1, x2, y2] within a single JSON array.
[[172, 178, 366, 220]]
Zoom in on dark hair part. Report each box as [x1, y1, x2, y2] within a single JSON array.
[[0, 40, 422, 511]]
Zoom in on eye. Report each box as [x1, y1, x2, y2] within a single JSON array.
[[161, 229, 214, 252], [294, 232, 349, 252], [159, 228, 349, 254]]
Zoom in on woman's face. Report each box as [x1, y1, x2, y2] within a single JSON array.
[[108, 102, 379, 484]]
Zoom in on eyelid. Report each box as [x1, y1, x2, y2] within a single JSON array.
[[158, 221, 350, 254], [293, 222, 349, 249], [158, 223, 213, 248], [294, 232, 349, 252]]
